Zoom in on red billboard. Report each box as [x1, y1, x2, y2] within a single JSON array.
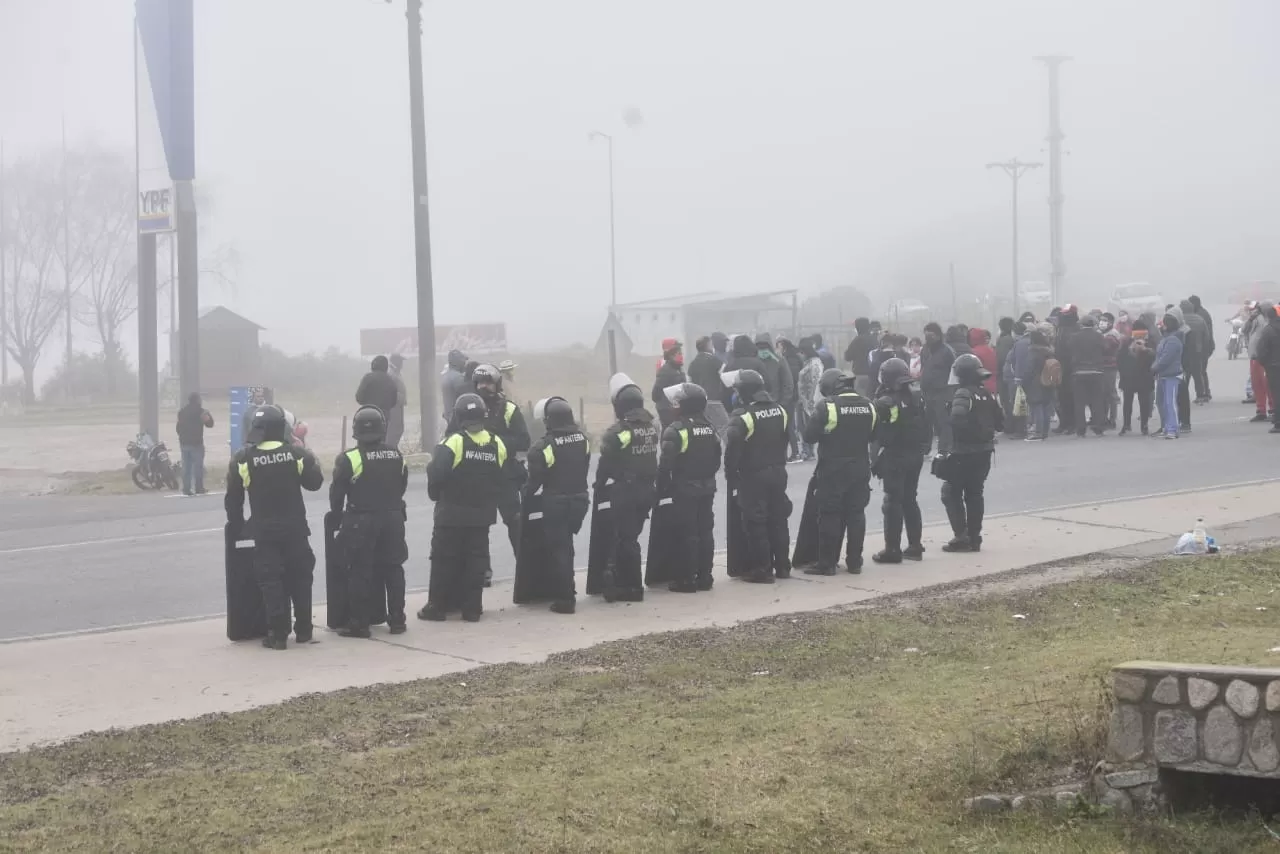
[[360, 324, 508, 358]]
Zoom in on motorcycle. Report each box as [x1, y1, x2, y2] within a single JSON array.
[[127, 432, 180, 491], [1227, 318, 1244, 360]]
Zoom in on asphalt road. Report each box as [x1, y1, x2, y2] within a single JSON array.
[[0, 356, 1267, 641]]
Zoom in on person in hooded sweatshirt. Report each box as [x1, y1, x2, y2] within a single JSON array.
[[969, 328, 998, 395], [1171, 303, 1201, 432], [945, 325, 972, 361], [1251, 304, 1280, 433], [652, 338, 687, 430], [1098, 313, 1123, 428], [753, 332, 794, 406], [441, 350, 470, 415], [1067, 314, 1108, 437], [1051, 306, 1080, 433], [1118, 317, 1156, 435], [356, 355, 400, 415], [1189, 294, 1214, 401], [1248, 302, 1275, 421], [1018, 329, 1057, 441], [812, 333, 838, 371], [995, 317, 1016, 426], [919, 322, 956, 454], [776, 337, 805, 461], [1004, 322, 1032, 438], [1152, 313, 1185, 438], [844, 318, 877, 396], [688, 336, 729, 434], [1179, 299, 1210, 407]]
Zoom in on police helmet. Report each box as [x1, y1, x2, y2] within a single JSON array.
[[818, 368, 848, 398], [352, 405, 388, 443], [878, 357, 912, 389], [453, 393, 488, 430], [472, 363, 502, 394], [608, 372, 646, 417], [534, 396, 575, 429], [730, 368, 765, 398], [949, 352, 990, 386], [664, 382, 708, 415], [249, 404, 288, 443]]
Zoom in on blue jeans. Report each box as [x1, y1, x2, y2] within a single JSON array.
[[181, 445, 205, 493], [1157, 378, 1180, 436], [1030, 400, 1054, 437]]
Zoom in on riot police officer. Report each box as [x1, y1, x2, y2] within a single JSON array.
[[870, 357, 929, 564], [329, 405, 409, 638], [420, 393, 508, 622], [658, 382, 722, 592], [225, 404, 324, 650], [466, 364, 531, 575], [597, 373, 660, 602], [524, 396, 591, 614], [724, 368, 792, 584], [801, 368, 876, 575], [939, 353, 1003, 552]]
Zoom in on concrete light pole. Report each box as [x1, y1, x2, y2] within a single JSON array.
[[986, 158, 1041, 317], [1035, 55, 1070, 307], [589, 130, 618, 374]]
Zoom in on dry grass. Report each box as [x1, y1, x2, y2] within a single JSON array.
[[5, 553, 1280, 852]]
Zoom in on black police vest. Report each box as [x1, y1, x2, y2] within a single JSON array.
[[341, 444, 405, 513], [878, 389, 930, 455], [440, 430, 507, 511], [737, 400, 788, 472], [237, 440, 308, 525], [610, 415, 659, 484], [535, 428, 590, 496], [815, 391, 875, 467], [670, 415, 721, 482], [952, 387, 1000, 450]]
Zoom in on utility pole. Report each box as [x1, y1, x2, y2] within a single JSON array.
[[405, 0, 439, 449], [589, 130, 618, 375], [1036, 55, 1070, 307], [0, 138, 7, 387], [62, 117, 73, 397], [949, 262, 957, 322], [986, 158, 1041, 317]]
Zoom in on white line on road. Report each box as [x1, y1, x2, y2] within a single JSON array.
[[0, 526, 221, 555]]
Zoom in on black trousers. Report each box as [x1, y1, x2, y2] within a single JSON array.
[[674, 492, 716, 585], [610, 491, 651, 592], [341, 510, 407, 629], [924, 390, 952, 454], [541, 494, 589, 602], [1195, 352, 1212, 399], [1178, 375, 1192, 428], [1056, 373, 1075, 431], [815, 466, 871, 570], [784, 402, 799, 457], [1267, 366, 1280, 426], [737, 466, 792, 575], [880, 453, 924, 553], [941, 451, 992, 542], [429, 525, 491, 616], [253, 531, 315, 636], [498, 485, 522, 561], [1121, 387, 1153, 430], [1071, 373, 1106, 434]]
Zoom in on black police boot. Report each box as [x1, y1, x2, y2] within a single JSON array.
[[696, 574, 714, 591], [804, 564, 837, 576], [388, 622, 407, 635], [969, 536, 983, 553], [461, 610, 482, 622], [668, 579, 698, 593], [902, 544, 925, 561], [294, 628, 313, 644], [846, 557, 863, 575], [774, 563, 792, 579], [261, 632, 287, 651], [941, 536, 972, 553], [417, 603, 447, 622], [872, 550, 902, 564], [338, 625, 372, 639], [550, 599, 576, 614], [744, 569, 775, 584], [620, 587, 645, 602]]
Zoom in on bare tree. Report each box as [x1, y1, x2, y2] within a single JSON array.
[[68, 150, 137, 397], [1, 155, 65, 403]]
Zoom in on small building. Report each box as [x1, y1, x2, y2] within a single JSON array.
[[196, 306, 263, 395], [604, 291, 798, 356]]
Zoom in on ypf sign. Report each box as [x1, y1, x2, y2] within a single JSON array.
[[138, 186, 173, 233]]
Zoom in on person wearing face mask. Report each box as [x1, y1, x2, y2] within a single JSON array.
[[652, 338, 687, 430], [1117, 318, 1156, 435]]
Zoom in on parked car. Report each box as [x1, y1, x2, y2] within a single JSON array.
[[1107, 282, 1166, 320]]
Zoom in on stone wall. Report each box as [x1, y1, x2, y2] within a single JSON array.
[[1097, 661, 1280, 813]]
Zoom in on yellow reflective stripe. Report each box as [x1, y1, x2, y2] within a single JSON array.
[[782, 408, 789, 430], [296, 458, 304, 475], [238, 461, 250, 488], [346, 448, 363, 480], [678, 428, 689, 453], [824, 402, 838, 434], [584, 438, 591, 456], [869, 401, 878, 431], [543, 444, 555, 468], [504, 401, 516, 427], [444, 433, 465, 469], [618, 429, 632, 450], [258, 440, 284, 451], [742, 412, 755, 440], [889, 405, 900, 424], [495, 435, 508, 468], [471, 429, 492, 444]]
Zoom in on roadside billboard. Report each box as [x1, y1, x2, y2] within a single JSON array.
[[360, 324, 508, 358], [135, 0, 194, 234]]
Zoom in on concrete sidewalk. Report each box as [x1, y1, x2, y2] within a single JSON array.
[[3, 481, 1277, 753]]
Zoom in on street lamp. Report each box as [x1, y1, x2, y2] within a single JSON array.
[[986, 158, 1041, 317], [589, 130, 618, 373]]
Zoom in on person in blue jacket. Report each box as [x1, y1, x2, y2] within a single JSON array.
[[1152, 313, 1185, 439]]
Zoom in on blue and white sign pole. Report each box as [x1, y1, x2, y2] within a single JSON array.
[[135, 0, 195, 439]]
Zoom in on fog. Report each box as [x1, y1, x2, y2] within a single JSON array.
[[2, 0, 1278, 364]]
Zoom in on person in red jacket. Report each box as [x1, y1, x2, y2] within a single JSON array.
[[969, 328, 998, 394]]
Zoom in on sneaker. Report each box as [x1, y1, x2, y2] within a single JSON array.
[[195, 488, 208, 495], [668, 580, 698, 593], [902, 544, 925, 561], [872, 550, 903, 564], [969, 537, 983, 553], [183, 490, 194, 497], [941, 537, 972, 553], [1243, 397, 1256, 405], [338, 626, 372, 639], [1119, 426, 1130, 436], [1024, 434, 1043, 442], [1141, 425, 1149, 435], [1181, 425, 1193, 434], [417, 604, 447, 622], [1164, 433, 1178, 440], [803, 565, 838, 576], [1252, 413, 1270, 423], [550, 600, 576, 614]]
